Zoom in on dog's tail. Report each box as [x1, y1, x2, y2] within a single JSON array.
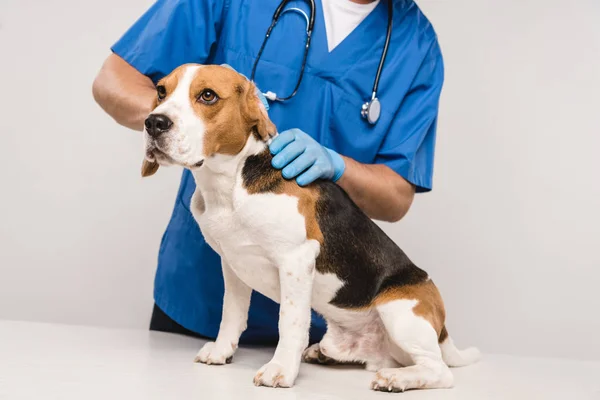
[[439, 326, 481, 367]]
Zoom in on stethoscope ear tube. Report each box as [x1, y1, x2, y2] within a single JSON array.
[[273, 0, 315, 30], [372, 0, 393, 99], [251, 1, 314, 101]]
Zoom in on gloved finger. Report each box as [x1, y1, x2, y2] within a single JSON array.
[[282, 151, 317, 179], [268, 130, 296, 155], [296, 164, 325, 186], [271, 140, 306, 169]]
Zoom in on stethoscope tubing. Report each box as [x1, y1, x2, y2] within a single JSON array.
[[250, 0, 392, 124]]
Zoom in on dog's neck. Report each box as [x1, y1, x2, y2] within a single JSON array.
[[191, 134, 270, 207]]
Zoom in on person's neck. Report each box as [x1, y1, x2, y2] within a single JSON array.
[[349, 0, 378, 4]]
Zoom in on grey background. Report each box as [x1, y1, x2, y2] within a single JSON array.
[[0, 0, 598, 360]]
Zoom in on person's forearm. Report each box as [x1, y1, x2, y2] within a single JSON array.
[[337, 156, 415, 222], [92, 54, 156, 131]]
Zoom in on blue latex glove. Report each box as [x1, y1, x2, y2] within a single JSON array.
[[269, 129, 346, 186]]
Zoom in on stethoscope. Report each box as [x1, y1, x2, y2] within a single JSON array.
[[250, 0, 393, 125]]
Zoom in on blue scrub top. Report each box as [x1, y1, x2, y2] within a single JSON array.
[[111, 0, 444, 344]]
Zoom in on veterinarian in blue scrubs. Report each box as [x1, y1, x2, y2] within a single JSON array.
[[94, 0, 444, 344]]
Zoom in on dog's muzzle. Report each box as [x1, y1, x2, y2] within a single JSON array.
[[145, 114, 173, 138]]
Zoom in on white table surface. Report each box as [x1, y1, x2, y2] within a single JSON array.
[[1, 320, 599, 400]]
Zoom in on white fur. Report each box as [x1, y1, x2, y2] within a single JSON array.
[[375, 300, 454, 392], [145, 65, 206, 168], [147, 65, 480, 391], [194, 260, 251, 365], [440, 337, 482, 367], [192, 136, 324, 387]]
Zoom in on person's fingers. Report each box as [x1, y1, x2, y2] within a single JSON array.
[[282, 151, 317, 179], [268, 130, 296, 155], [271, 140, 306, 169], [296, 164, 325, 186]]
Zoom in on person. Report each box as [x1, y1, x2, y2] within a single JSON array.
[[92, 0, 444, 345]]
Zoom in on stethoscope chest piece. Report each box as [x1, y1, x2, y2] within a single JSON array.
[[361, 98, 381, 125]]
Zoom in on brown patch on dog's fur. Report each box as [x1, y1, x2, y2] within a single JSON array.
[[156, 66, 186, 103], [282, 182, 324, 244], [243, 151, 324, 244], [373, 280, 446, 339], [185, 66, 275, 157]]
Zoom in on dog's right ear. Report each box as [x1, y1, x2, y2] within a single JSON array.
[[141, 159, 159, 177], [243, 81, 277, 141], [141, 94, 161, 178]]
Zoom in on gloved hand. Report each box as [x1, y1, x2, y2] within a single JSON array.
[[269, 128, 346, 186]]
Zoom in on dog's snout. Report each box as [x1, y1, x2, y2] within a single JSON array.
[[145, 114, 173, 138]]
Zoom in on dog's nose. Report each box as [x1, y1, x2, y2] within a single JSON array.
[[144, 114, 173, 138]]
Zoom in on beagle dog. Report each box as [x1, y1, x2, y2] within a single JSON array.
[[141, 64, 480, 392]]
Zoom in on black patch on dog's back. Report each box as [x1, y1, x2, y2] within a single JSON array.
[[242, 150, 282, 193], [314, 182, 429, 309]]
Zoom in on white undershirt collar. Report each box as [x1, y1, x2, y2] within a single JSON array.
[[321, 0, 380, 52]]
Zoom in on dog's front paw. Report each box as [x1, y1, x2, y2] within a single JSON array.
[[194, 342, 234, 365], [253, 360, 298, 388]]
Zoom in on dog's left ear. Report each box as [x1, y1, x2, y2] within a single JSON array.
[[244, 81, 277, 141], [141, 159, 159, 177]]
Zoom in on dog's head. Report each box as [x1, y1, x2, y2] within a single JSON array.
[[141, 64, 276, 177]]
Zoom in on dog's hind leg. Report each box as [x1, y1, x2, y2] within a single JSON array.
[[303, 317, 398, 371], [302, 342, 340, 365], [372, 299, 454, 392], [302, 322, 354, 365], [302, 323, 356, 366]]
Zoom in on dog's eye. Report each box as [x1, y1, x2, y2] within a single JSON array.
[[198, 89, 218, 105], [157, 85, 167, 101]]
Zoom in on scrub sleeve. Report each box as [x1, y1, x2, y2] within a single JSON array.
[[374, 41, 444, 193]]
